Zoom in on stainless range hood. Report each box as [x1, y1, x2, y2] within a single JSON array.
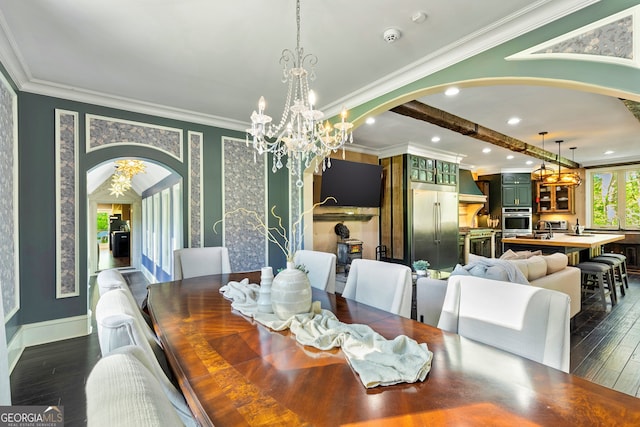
[[459, 169, 487, 203]]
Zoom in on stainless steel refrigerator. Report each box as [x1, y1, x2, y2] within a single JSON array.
[[411, 184, 459, 271]]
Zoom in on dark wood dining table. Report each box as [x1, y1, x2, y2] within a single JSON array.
[[147, 271, 640, 426]]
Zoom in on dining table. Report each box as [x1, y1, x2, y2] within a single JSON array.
[[147, 271, 640, 426]]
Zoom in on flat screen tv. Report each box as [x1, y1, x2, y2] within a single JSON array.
[[319, 159, 383, 207]]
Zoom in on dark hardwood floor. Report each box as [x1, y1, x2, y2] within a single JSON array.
[[9, 266, 640, 426]]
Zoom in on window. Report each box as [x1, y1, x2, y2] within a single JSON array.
[[588, 166, 640, 229]]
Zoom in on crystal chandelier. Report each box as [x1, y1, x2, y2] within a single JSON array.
[[531, 131, 555, 181], [108, 159, 146, 197], [246, 0, 353, 187], [541, 141, 582, 187]]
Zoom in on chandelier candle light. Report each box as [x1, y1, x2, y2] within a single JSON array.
[[246, 0, 353, 187]]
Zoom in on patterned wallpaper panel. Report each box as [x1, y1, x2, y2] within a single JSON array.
[[222, 137, 266, 271], [188, 131, 203, 248], [56, 110, 79, 298], [86, 115, 183, 161], [508, 5, 638, 68], [0, 74, 18, 319], [535, 16, 633, 59]]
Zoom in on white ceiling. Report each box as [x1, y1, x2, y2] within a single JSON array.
[[1, 0, 638, 190], [88, 160, 172, 196]]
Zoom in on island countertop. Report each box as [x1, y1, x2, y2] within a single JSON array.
[[501, 233, 625, 249]]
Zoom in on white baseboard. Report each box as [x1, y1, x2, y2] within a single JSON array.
[[7, 315, 90, 372], [141, 266, 158, 285]]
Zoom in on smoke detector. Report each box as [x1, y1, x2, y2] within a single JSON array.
[[383, 28, 402, 43]]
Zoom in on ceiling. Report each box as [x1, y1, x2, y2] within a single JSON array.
[[1, 0, 639, 192]]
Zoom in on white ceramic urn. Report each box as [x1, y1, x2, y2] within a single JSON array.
[[270, 261, 312, 320]]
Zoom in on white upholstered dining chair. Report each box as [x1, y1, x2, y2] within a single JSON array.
[[293, 249, 337, 293], [96, 268, 127, 296], [95, 289, 196, 426], [173, 246, 231, 280], [342, 259, 413, 318], [86, 346, 186, 427], [437, 275, 571, 372]]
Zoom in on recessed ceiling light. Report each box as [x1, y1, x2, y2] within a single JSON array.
[[604, 150, 614, 155], [526, 160, 534, 165], [444, 87, 459, 97], [507, 117, 521, 125], [365, 117, 375, 125], [506, 155, 514, 160], [431, 136, 441, 143], [482, 148, 491, 154]]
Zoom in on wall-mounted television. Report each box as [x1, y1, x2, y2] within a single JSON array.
[[319, 159, 383, 207]]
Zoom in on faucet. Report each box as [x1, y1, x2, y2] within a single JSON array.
[[536, 220, 553, 239]]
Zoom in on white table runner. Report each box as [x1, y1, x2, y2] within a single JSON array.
[[220, 279, 433, 388]]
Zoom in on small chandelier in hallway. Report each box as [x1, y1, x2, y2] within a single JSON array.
[[109, 159, 146, 197]]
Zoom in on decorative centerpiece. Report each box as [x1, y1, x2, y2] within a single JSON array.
[[413, 260, 430, 276], [214, 197, 335, 320], [270, 261, 312, 319]]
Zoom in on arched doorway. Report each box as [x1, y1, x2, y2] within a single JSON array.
[[86, 158, 181, 277]]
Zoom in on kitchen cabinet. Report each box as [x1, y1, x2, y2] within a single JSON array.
[[536, 182, 574, 213], [481, 173, 532, 219], [409, 155, 457, 186], [502, 173, 531, 207]]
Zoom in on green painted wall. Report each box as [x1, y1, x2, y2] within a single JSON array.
[[15, 91, 289, 332]]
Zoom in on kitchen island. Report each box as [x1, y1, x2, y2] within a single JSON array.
[[502, 232, 625, 264]]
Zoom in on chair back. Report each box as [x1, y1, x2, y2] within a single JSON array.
[[95, 290, 196, 426], [438, 275, 570, 372], [342, 259, 412, 318], [86, 346, 186, 427], [96, 268, 127, 296], [415, 277, 448, 327], [293, 250, 337, 293], [173, 247, 231, 279]]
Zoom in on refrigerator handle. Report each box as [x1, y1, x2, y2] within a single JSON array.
[[435, 202, 441, 243], [432, 202, 438, 243]]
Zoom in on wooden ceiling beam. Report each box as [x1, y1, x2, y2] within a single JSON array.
[[390, 100, 579, 169]]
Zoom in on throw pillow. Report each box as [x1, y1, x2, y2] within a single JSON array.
[[450, 264, 470, 276], [500, 249, 543, 260], [500, 249, 521, 260], [543, 253, 568, 274]]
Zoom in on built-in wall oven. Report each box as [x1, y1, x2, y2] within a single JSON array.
[[502, 207, 532, 237]]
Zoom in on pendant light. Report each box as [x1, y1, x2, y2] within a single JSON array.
[[541, 140, 582, 187], [531, 131, 555, 181]]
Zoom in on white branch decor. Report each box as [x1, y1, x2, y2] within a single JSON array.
[[214, 197, 336, 262]]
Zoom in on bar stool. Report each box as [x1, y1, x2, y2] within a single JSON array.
[[576, 262, 616, 310], [598, 253, 629, 290], [591, 255, 626, 300]]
